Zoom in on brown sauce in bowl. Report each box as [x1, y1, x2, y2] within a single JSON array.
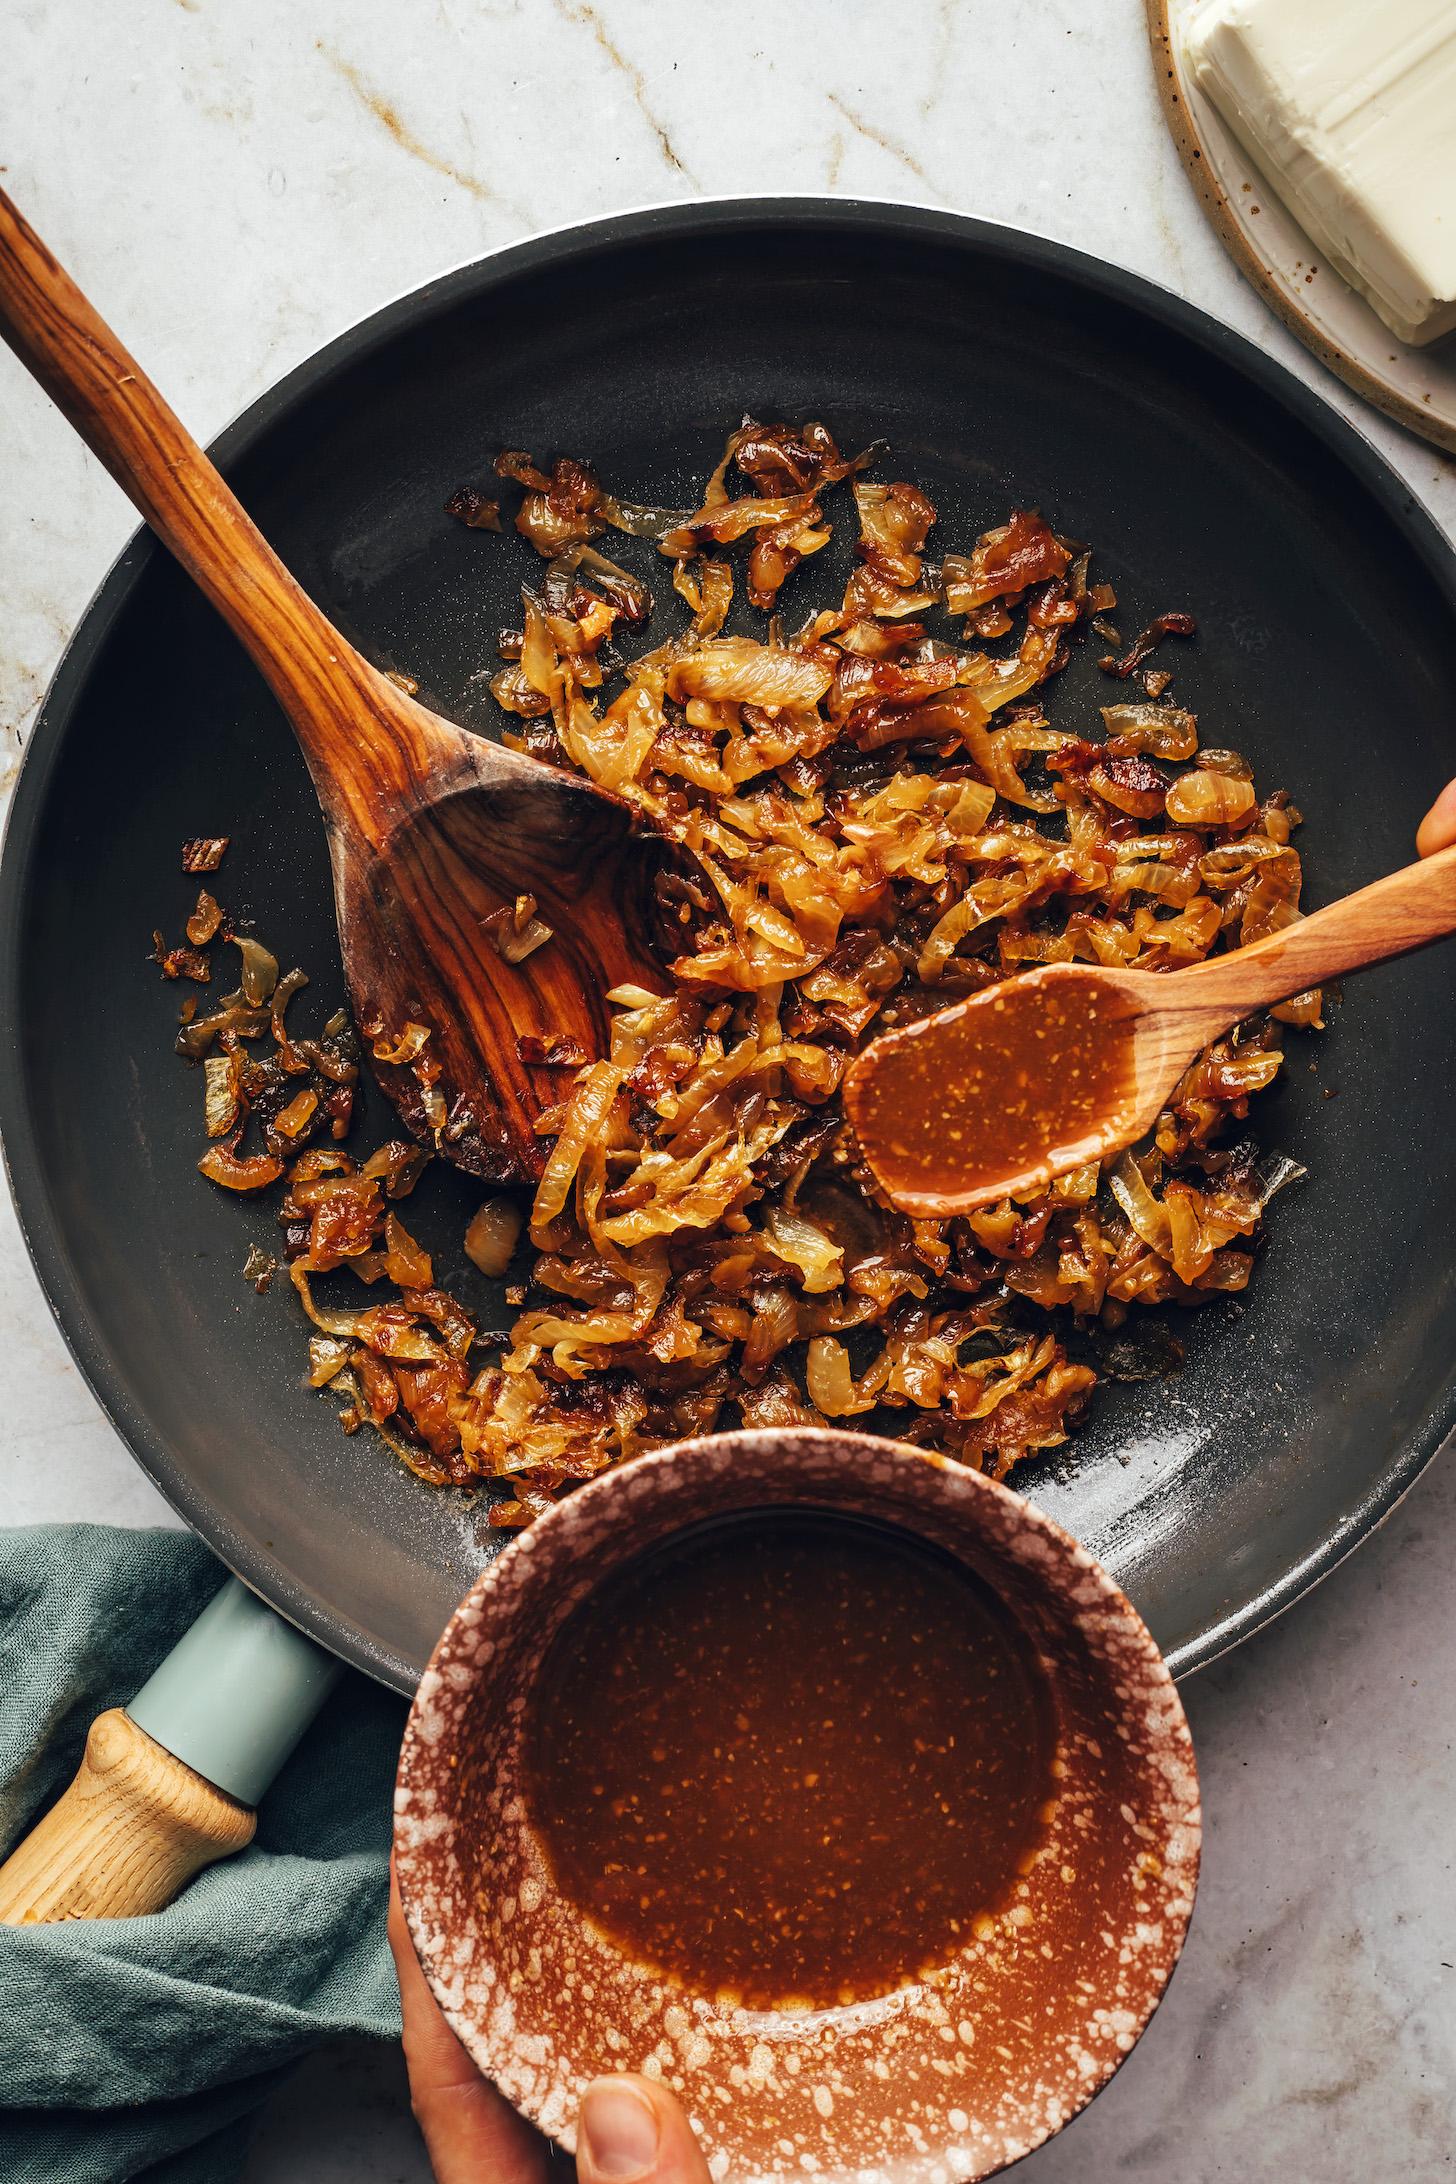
[[521, 1511, 1057, 2012]]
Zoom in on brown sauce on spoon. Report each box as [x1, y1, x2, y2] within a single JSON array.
[[845, 971, 1138, 1208], [521, 1511, 1056, 2012]]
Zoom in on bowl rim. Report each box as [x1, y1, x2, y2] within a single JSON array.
[[396, 1424, 1201, 2181]]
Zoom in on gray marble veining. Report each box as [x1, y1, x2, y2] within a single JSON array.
[[3, 3, 1454, 2177]]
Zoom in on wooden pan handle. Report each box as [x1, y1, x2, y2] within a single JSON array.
[[0, 186, 389, 794], [0, 1710, 255, 1925], [1172, 843, 1456, 1026]]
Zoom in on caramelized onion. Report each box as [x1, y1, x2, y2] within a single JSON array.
[[761, 1205, 845, 1294], [445, 486, 502, 531], [372, 1021, 432, 1066], [383, 1211, 433, 1289], [1098, 704, 1198, 761], [198, 1146, 283, 1191], [465, 1197, 524, 1277], [274, 1089, 318, 1139], [308, 1335, 354, 1386], [805, 1336, 875, 1416], [1197, 748, 1253, 780], [182, 837, 228, 873], [175, 430, 1315, 1518], [1165, 772, 1256, 828], [203, 1055, 238, 1138], [187, 891, 224, 946], [235, 937, 279, 1008], [666, 638, 833, 709], [600, 496, 694, 540]]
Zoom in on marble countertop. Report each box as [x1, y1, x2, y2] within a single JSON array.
[[3, 2, 1454, 2176]]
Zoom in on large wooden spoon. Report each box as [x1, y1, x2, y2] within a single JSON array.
[[843, 845, 1456, 1217], [0, 188, 673, 1184]]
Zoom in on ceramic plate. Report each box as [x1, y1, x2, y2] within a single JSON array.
[[1149, 0, 1456, 453]]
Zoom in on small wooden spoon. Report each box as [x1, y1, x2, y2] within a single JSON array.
[[0, 189, 673, 1184], [843, 845, 1456, 1217]]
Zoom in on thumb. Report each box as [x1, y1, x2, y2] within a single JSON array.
[[577, 2075, 714, 2184], [1416, 777, 1456, 858]]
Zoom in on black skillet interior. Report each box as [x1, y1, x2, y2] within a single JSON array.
[[4, 201, 1455, 1692]]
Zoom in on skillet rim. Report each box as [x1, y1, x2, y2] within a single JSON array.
[[2, 194, 1452, 1691]]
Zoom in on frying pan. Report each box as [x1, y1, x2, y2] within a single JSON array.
[[2, 200, 1453, 1695]]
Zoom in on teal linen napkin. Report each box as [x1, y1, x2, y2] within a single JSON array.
[[0, 1525, 410, 2183]]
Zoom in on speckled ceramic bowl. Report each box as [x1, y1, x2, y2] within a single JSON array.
[[395, 1429, 1200, 2182]]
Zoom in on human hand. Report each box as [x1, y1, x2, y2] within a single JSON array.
[[389, 1858, 713, 2184], [1416, 778, 1456, 858]]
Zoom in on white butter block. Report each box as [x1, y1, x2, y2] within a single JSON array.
[[1185, 0, 1456, 346]]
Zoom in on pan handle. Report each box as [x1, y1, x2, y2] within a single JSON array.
[[0, 1709, 256, 1923], [0, 1579, 339, 1924]]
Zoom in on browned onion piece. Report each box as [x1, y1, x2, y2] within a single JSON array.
[[234, 936, 279, 1008], [490, 664, 553, 718], [517, 492, 603, 556], [805, 1336, 874, 1416], [494, 451, 553, 491], [198, 1146, 283, 1191], [1087, 754, 1169, 818], [1196, 748, 1254, 780], [464, 1196, 524, 1276], [308, 1335, 354, 1386], [153, 932, 210, 983], [853, 481, 937, 587], [943, 511, 1069, 614], [666, 638, 833, 709], [1099, 612, 1196, 678], [203, 1054, 238, 1138], [575, 546, 653, 620], [1098, 704, 1198, 760], [182, 837, 228, 873], [1165, 772, 1256, 828], [1270, 987, 1324, 1028], [600, 496, 695, 540], [274, 1089, 319, 1138], [372, 1021, 432, 1066], [383, 1211, 433, 1289], [187, 891, 224, 946], [661, 494, 823, 557], [445, 486, 502, 531], [487, 907, 554, 964]]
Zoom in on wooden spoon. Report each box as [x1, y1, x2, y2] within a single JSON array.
[[843, 845, 1456, 1217], [0, 188, 673, 1184]]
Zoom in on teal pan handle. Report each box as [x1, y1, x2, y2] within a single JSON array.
[[129, 1577, 342, 1807], [0, 1579, 341, 1923]]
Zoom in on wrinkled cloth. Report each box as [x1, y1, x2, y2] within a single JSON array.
[[0, 1525, 410, 2182]]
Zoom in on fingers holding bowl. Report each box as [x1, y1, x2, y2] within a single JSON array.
[[389, 1853, 556, 2184]]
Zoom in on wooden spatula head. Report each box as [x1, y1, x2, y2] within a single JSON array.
[[842, 964, 1177, 1217], [324, 698, 674, 1184]]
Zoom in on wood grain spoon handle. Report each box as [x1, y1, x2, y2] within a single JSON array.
[[1153, 841, 1456, 1042], [0, 186, 671, 1181], [0, 186, 408, 812]]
